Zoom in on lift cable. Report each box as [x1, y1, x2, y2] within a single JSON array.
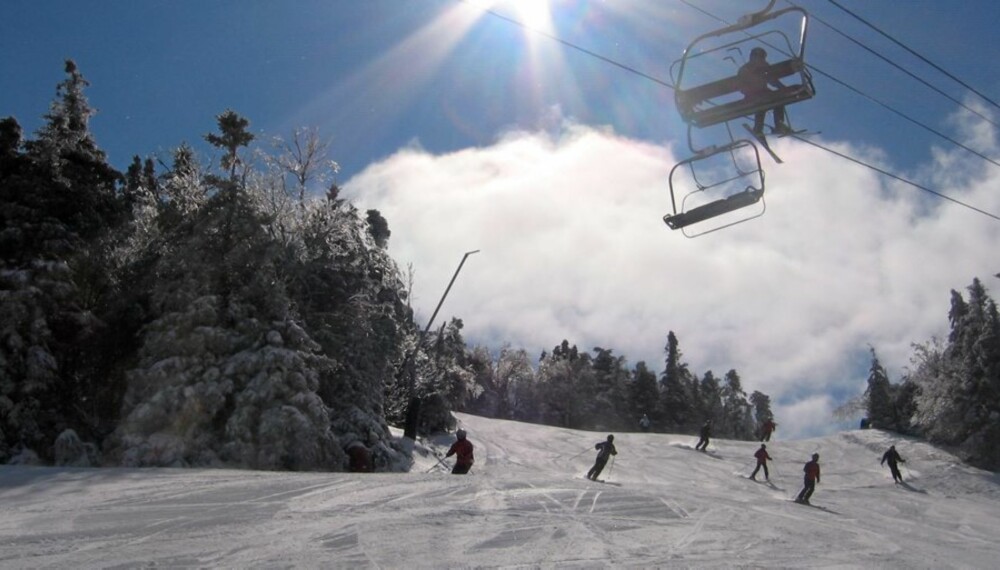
[[791, 135, 1000, 222], [790, 1, 999, 130], [826, 0, 1000, 112]]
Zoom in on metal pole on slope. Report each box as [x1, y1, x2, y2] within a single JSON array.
[[403, 250, 481, 440]]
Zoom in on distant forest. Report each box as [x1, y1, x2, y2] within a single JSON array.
[[2, 62, 997, 472]]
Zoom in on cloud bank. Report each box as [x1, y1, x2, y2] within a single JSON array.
[[344, 119, 1000, 438]]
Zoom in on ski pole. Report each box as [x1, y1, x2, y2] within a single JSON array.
[[606, 455, 616, 481], [568, 446, 592, 460], [427, 455, 449, 473]]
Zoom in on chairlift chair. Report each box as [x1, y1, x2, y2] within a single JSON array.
[[672, 5, 815, 134], [663, 139, 766, 237]]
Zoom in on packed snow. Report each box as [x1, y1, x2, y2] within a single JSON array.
[[2, 413, 999, 568]]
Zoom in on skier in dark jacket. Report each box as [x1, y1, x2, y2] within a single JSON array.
[[695, 420, 712, 451], [749, 444, 772, 481], [587, 435, 617, 481], [759, 419, 776, 442], [795, 453, 821, 504], [446, 429, 474, 474], [881, 445, 906, 483], [738, 47, 792, 136]]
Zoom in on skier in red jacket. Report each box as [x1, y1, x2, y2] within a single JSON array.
[[446, 429, 475, 474], [749, 444, 772, 481], [795, 453, 821, 504]]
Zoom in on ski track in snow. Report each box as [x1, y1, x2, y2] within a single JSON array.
[[1, 413, 1000, 568]]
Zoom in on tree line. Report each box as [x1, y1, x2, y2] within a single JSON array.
[[842, 277, 1000, 471], [416, 327, 776, 442]]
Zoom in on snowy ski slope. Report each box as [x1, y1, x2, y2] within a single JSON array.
[[1, 412, 999, 568]]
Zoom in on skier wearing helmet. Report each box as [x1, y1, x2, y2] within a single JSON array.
[[795, 453, 821, 504], [446, 429, 474, 474], [587, 435, 618, 481]]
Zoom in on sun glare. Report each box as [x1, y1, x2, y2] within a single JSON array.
[[508, 0, 552, 31], [474, 0, 553, 32]]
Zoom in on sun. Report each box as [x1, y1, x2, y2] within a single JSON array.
[[473, 0, 553, 32], [507, 0, 552, 31]]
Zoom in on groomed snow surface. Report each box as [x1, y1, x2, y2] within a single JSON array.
[[2, 412, 999, 568]]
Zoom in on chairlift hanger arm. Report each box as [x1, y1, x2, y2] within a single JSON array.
[[742, 0, 779, 26]]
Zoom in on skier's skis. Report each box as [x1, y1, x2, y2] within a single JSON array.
[[580, 476, 621, 486], [788, 499, 836, 513], [743, 124, 783, 163]]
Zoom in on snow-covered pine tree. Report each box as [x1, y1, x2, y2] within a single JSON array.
[[467, 344, 534, 422], [292, 192, 411, 469], [536, 341, 594, 429], [912, 279, 1000, 469], [1, 62, 122, 463], [107, 113, 344, 470]]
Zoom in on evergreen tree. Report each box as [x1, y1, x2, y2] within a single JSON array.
[[699, 370, 723, 426], [630, 361, 659, 427], [204, 109, 254, 182], [289, 176, 410, 463], [0, 62, 123, 462], [590, 347, 631, 430], [721, 369, 754, 440], [865, 347, 895, 430], [430, 318, 475, 413], [24, 60, 121, 240], [160, 143, 206, 229], [659, 331, 693, 432]]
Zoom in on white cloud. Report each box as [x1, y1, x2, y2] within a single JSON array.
[[344, 121, 1000, 439]]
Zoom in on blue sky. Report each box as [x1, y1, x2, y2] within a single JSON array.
[[6, 0, 997, 178], [4, 0, 1000, 438]]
